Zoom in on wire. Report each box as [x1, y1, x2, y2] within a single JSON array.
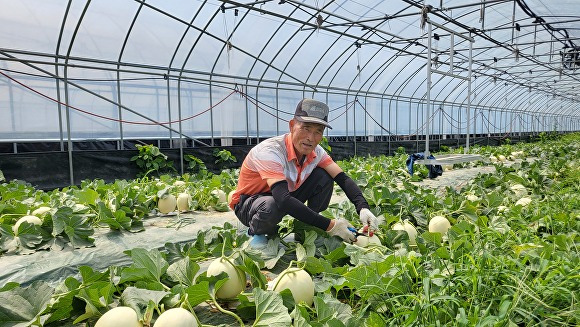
[[237, 92, 291, 122], [354, 99, 395, 135], [329, 100, 354, 113], [235, 90, 356, 124], [328, 100, 355, 123]]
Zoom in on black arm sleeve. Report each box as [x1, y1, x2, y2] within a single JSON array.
[[270, 180, 331, 231], [333, 172, 369, 214]]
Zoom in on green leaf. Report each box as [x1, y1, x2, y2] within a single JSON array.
[[74, 188, 100, 206], [321, 244, 347, 266], [74, 281, 115, 323], [343, 244, 387, 266], [120, 286, 169, 321], [277, 288, 295, 311], [316, 274, 347, 293], [364, 312, 387, 327], [63, 216, 95, 248], [236, 293, 257, 321], [214, 202, 230, 212], [505, 172, 527, 185], [52, 207, 95, 248], [120, 248, 169, 287], [313, 293, 353, 324], [291, 306, 312, 327], [238, 255, 267, 290], [44, 277, 82, 324], [0, 281, 54, 327], [304, 256, 326, 275], [457, 201, 478, 222], [156, 188, 170, 199], [96, 202, 117, 228], [296, 243, 307, 262], [99, 205, 133, 231], [79, 266, 110, 285], [303, 230, 317, 257], [251, 288, 292, 327], [514, 242, 543, 256], [166, 257, 199, 287], [184, 281, 211, 307], [113, 210, 133, 231], [484, 191, 503, 208], [0, 282, 19, 292], [434, 246, 450, 259], [257, 238, 285, 269], [421, 231, 443, 244]]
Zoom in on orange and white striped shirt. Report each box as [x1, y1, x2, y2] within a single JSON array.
[[229, 133, 334, 209]]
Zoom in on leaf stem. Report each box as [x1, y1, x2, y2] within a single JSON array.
[[221, 232, 227, 258], [210, 293, 245, 327]]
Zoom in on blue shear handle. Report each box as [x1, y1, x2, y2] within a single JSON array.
[[347, 227, 362, 236]]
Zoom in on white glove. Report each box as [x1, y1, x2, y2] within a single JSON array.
[[327, 218, 356, 242], [359, 208, 379, 231]]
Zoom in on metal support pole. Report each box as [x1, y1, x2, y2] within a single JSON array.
[[353, 96, 357, 155], [63, 69, 74, 185], [381, 97, 384, 138], [117, 71, 124, 150], [466, 33, 473, 152], [425, 22, 432, 157], [245, 85, 249, 144], [255, 88, 259, 143], [178, 84, 184, 175], [345, 96, 349, 141]]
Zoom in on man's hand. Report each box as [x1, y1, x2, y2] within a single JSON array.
[[327, 218, 356, 242], [359, 208, 379, 231]]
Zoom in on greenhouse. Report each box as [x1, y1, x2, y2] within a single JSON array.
[[0, 0, 578, 326]]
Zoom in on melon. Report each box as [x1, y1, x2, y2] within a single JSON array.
[[271, 267, 315, 306], [158, 194, 177, 214], [95, 306, 142, 327], [13, 215, 42, 235], [176, 193, 191, 212], [31, 206, 51, 216], [206, 257, 245, 299], [392, 220, 418, 246], [510, 184, 527, 198], [211, 189, 227, 203], [515, 197, 532, 207], [154, 308, 197, 327], [428, 215, 451, 235], [173, 180, 186, 187]]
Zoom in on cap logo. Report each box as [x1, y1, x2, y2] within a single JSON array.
[[306, 104, 326, 117]]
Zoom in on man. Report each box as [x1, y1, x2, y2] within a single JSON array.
[[229, 98, 378, 248]]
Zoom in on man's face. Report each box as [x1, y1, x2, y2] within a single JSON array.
[[289, 120, 325, 157]]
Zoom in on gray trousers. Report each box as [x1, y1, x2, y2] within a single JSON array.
[[234, 167, 334, 236]]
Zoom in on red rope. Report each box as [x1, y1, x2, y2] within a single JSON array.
[[0, 70, 236, 126], [238, 92, 290, 122]]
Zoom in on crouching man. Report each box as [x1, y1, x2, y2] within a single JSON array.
[[228, 98, 378, 248]]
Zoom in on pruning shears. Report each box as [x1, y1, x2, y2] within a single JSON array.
[[348, 227, 373, 237]]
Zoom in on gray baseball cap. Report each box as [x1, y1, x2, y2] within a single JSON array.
[[294, 99, 332, 129]]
